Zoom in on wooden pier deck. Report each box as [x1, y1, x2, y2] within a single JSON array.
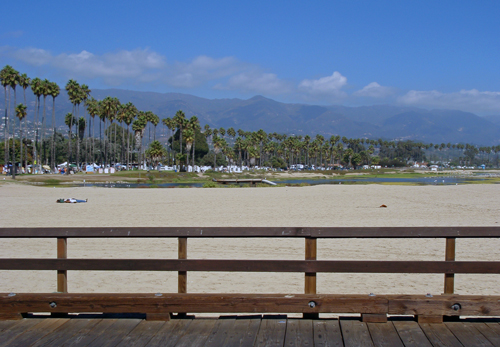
[[2, 315, 500, 346]]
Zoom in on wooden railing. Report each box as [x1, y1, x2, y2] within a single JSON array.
[[1, 227, 500, 323]]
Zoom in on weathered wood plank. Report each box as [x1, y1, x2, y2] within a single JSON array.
[[367, 322, 404, 347], [173, 319, 217, 347], [446, 322, 494, 347], [57, 237, 68, 293], [392, 321, 433, 347], [224, 316, 261, 347], [444, 237, 456, 294], [114, 320, 165, 347], [30, 318, 101, 347], [81, 319, 141, 347], [204, 318, 235, 347], [340, 319, 374, 347], [144, 319, 191, 347], [284, 319, 314, 347], [0, 293, 388, 314], [255, 315, 287, 347], [362, 314, 387, 323], [1, 226, 499, 238], [474, 323, 500, 347], [4, 318, 69, 347], [419, 323, 463, 347], [3, 258, 500, 274], [0, 319, 44, 345], [0, 320, 21, 331], [389, 295, 500, 316], [62, 318, 116, 347], [313, 320, 343, 347]]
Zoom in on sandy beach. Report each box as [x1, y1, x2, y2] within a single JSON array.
[[1, 183, 499, 299]]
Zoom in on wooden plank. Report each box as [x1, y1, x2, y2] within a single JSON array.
[[30, 318, 101, 347], [0, 293, 389, 315], [446, 322, 494, 347], [178, 237, 187, 294], [115, 320, 166, 347], [145, 313, 170, 321], [79, 319, 141, 347], [144, 319, 191, 347], [204, 318, 235, 347], [284, 319, 314, 347], [0, 313, 23, 320], [475, 323, 500, 347], [313, 320, 343, 347], [0, 319, 44, 345], [418, 316, 444, 324], [173, 319, 217, 347], [340, 319, 374, 347], [362, 314, 387, 323], [393, 321, 433, 347], [224, 316, 261, 347], [389, 295, 500, 316], [254, 316, 287, 347], [0, 320, 21, 332], [1, 226, 500, 238], [3, 258, 500, 274], [367, 322, 404, 347], [63, 318, 118, 347], [304, 237, 318, 319], [4, 318, 69, 347], [57, 237, 68, 293], [419, 323, 463, 347], [444, 237, 456, 295]]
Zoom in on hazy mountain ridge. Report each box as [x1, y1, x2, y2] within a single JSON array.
[[1, 89, 498, 145]]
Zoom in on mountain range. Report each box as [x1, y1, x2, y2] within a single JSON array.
[[1, 88, 499, 145]]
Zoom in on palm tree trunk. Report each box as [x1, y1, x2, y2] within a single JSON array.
[[127, 124, 130, 170], [3, 86, 7, 168], [192, 138, 195, 169]]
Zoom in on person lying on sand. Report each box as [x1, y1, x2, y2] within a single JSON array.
[[56, 198, 88, 203]]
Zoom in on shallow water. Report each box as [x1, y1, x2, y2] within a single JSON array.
[[75, 176, 492, 188]]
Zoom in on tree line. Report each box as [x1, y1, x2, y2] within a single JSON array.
[[2, 64, 500, 177]]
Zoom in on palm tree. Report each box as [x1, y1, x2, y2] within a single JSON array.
[[183, 128, 195, 169], [0, 67, 10, 166], [173, 110, 186, 157], [145, 140, 166, 168], [100, 96, 119, 166], [188, 116, 200, 168], [64, 113, 76, 172], [15, 104, 27, 172], [122, 103, 137, 169], [40, 79, 50, 166], [85, 97, 99, 164], [162, 117, 175, 165], [80, 84, 91, 165], [65, 79, 80, 174], [49, 82, 60, 171], [132, 113, 147, 169]]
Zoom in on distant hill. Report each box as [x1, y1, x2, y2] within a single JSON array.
[[1, 88, 499, 145]]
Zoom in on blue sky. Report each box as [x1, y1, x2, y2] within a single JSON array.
[[1, 0, 499, 115]]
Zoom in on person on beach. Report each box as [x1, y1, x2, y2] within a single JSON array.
[[56, 198, 88, 203]]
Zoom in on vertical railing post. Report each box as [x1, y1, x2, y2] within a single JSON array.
[[444, 237, 456, 294], [178, 237, 187, 317], [57, 237, 67, 293], [304, 237, 318, 319]]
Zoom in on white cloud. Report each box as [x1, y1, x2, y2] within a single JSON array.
[[299, 71, 347, 93], [398, 89, 500, 114], [353, 82, 395, 98]]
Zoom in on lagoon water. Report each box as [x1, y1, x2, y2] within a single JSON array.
[[80, 175, 489, 188]]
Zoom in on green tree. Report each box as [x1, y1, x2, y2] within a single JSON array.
[[15, 103, 27, 171], [145, 140, 166, 168]]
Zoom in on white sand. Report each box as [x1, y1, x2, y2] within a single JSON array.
[[1, 183, 499, 298]]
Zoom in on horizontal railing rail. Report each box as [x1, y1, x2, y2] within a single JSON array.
[[1, 226, 500, 238], [1, 226, 499, 323]]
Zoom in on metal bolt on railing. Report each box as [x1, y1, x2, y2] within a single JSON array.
[[308, 301, 316, 308], [369, 293, 376, 296], [7, 293, 16, 297], [426, 293, 433, 298], [451, 303, 461, 311], [49, 301, 57, 308]]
